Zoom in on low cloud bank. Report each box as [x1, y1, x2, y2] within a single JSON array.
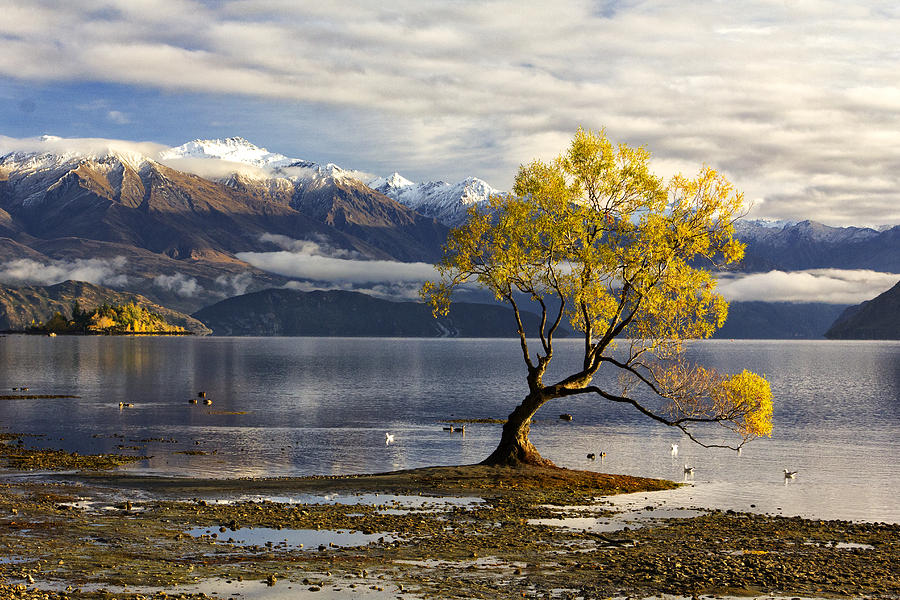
[[237, 251, 436, 284], [281, 280, 425, 301], [238, 236, 436, 285], [717, 269, 899, 304], [0, 257, 129, 288], [259, 233, 360, 260], [235, 235, 438, 301]]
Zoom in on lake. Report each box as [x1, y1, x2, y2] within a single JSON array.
[[0, 336, 897, 523]]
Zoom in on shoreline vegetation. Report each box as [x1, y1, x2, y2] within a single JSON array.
[[1, 433, 898, 598], [23, 301, 188, 336], [2, 329, 194, 336]]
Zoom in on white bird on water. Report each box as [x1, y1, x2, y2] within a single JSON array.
[[683, 465, 694, 477], [784, 469, 797, 479], [385, 432, 395, 445], [670, 443, 679, 458]]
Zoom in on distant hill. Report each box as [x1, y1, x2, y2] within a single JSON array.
[[825, 280, 900, 339], [713, 301, 850, 339], [0, 280, 210, 334], [192, 288, 561, 337]]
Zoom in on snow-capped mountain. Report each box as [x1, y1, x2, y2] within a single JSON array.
[[735, 219, 881, 245], [0, 135, 154, 181], [160, 138, 504, 227], [159, 137, 344, 179], [370, 173, 501, 227], [160, 136, 296, 169]]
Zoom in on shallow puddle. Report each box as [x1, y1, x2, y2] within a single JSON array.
[[187, 525, 396, 550], [395, 556, 527, 570], [32, 578, 413, 599], [529, 506, 705, 532], [802, 540, 875, 550], [213, 492, 483, 511]]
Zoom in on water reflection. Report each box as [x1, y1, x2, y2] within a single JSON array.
[[0, 336, 898, 523]]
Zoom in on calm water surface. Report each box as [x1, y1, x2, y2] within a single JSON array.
[[0, 336, 897, 523]]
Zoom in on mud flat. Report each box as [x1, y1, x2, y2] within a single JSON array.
[[1, 440, 898, 599]]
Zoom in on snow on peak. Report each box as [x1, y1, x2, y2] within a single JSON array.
[[0, 135, 159, 172], [157, 137, 354, 182], [369, 172, 415, 193], [160, 137, 296, 170], [373, 174, 502, 227]]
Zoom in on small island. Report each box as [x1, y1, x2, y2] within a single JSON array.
[[27, 301, 188, 335]]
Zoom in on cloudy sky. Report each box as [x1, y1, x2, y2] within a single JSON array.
[[1, 1, 899, 227]]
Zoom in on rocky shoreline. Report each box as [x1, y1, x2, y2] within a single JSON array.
[[1, 459, 898, 600]]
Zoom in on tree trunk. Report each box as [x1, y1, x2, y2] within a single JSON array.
[[481, 391, 556, 467]]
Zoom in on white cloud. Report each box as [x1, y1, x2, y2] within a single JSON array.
[[0, 257, 129, 288], [214, 272, 254, 296], [281, 279, 425, 301], [717, 269, 899, 304], [0, 135, 167, 163], [236, 234, 435, 291], [237, 249, 436, 284], [258, 233, 359, 259], [234, 235, 440, 300], [153, 273, 202, 297], [106, 110, 131, 125], [2, 1, 900, 225]]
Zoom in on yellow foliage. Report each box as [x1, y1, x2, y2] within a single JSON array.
[[654, 364, 773, 441], [421, 127, 773, 445], [89, 314, 117, 331], [721, 370, 773, 438], [424, 127, 747, 345], [84, 302, 184, 334]]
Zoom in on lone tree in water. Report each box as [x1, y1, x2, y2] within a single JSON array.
[[423, 128, 773, 466]]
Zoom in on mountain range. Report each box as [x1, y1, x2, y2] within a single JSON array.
[[1, 135, 897, 338], [734, 219, 900, 273]]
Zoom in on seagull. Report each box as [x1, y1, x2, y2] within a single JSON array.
[[670, 443, 679, 458], [683, 465, 694, 476], [385, 432, 395, 445], [783, 469, 797, 479]]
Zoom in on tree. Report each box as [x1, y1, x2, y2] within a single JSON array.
[[423, 128, 772, 466]]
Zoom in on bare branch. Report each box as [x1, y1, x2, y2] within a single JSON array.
[[554, 385, 747, 451], [506, 294, 534, 370]]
